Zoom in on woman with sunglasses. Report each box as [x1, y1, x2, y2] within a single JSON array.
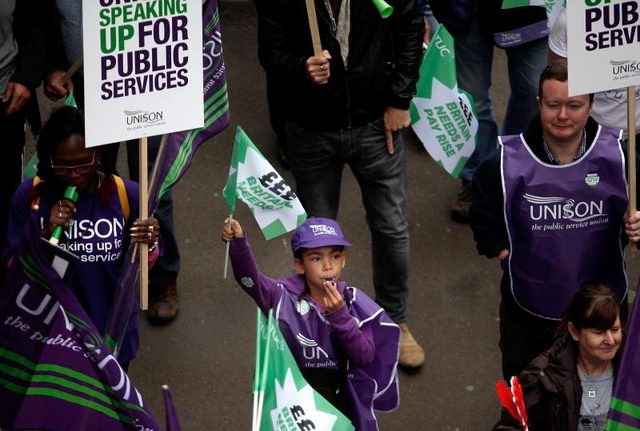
[[3, 106, 159, 369]]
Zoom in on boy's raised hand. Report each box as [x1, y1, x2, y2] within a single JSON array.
[[322, 280, 345, 314], [221, 218, 245, 242]]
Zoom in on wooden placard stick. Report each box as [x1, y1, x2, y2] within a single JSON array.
[[304, 0, 323, 56], [62, 55, 84, 85], [139, 136, 149, 310], [628, 86, 637, 216]]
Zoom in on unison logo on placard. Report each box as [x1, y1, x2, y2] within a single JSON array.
[[610, 59, 640, 78], [123, 110, 164, 126]]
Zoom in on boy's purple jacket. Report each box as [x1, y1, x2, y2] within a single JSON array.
[[229, 237, 400, 431]]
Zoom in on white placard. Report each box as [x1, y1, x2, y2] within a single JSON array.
[[567, 0, 640, 96], [83, 0, 204, 147]]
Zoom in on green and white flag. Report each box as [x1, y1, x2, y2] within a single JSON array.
[[223, 126, 306, 240], [410, 25, 478, 178], [252, 310, 355, 431]]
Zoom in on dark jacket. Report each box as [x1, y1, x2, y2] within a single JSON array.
[[493, 334, 582, 431], [255, 0, 423, 131], [9, 0, 46, 90]]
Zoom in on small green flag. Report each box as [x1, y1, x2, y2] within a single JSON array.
[[410, 25, 478, 178], [252, 310, 355, 431], [222, 126, 306, 240]]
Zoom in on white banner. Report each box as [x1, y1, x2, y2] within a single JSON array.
[[567, 0, 640, 96], [83, 0, 204, 147]]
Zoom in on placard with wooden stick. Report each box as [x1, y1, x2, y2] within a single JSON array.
[[627, 86, 637, 216]]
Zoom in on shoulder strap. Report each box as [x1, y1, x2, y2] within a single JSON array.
[[112, 175, 131, 221], [30, 176, 42, 210]]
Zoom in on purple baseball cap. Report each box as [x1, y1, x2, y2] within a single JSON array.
[[291, 217, 352, 255]]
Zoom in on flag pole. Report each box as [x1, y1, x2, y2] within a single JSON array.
[[252, 309, 263, 431], [149, 134, 168, 198], [62, 55, 83, 85], [627, 86, 637, 216], [139, 137, 149, 310], [223, 215, 232, 279], [304, 0, 323, 56]]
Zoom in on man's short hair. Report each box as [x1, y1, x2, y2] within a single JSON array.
[[538, 59, 594, 104]]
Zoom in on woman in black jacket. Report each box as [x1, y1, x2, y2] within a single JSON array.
[[493, 283, 623, 431]]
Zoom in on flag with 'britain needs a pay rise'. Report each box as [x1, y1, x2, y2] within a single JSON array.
[[222, 126, 306, 240], [410, 24, 478, 178]]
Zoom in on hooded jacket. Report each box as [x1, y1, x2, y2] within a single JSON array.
[[493, 334, 583, 431]]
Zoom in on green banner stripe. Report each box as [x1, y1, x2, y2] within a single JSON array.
[[612, 398, 640, 420], [0, 375, 134, 424], [204, 92, 229, 119], [204, 84, 228, 111], [1, 348, 102, 391], [0, 359, 148, 416], [3, 365, 118, 408], [0, 347, 36, 369], [158, 97, 229, 196], [165, 87, 229, 181], [606, 419, 640, 431], [205, 9, 220, 32]]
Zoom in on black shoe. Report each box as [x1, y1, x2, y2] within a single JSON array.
[[450, 181, 472, 224]]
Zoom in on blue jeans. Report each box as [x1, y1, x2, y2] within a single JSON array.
[[456, 5, 548, 181], [286, 119, 410, 322]]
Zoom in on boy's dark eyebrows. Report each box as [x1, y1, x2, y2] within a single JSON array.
[[304, 247, 344, 256]]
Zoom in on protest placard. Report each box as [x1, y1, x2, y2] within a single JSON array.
[[83, 0, 204, 147], [567, 0, 640, 95]]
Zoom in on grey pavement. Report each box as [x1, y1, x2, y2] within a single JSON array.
[[26, 2, 640, 430]]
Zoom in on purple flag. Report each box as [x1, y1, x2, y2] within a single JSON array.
[[107, 0, 230, 359], [162, 385, 182, 431], [0, 218, 161, 430], [151, 0, 230, 207], [607, 287, 640, 430]]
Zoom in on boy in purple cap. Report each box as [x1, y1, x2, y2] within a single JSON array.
[[221, 216, 400, 430]]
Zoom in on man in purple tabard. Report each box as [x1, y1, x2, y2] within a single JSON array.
[[222, 217, 400, 431], [469, 60, 632, 380]]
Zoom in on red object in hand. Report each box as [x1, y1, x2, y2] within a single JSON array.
[[496, 377, 529, 430]]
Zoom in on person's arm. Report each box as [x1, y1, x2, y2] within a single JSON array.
[[326, 308, 375, 367], [382, 0, 425, 152], [469, 157, 510, 259], [255, 0, 312, 85], [223, 219, 283, 310], [322, 284, 375, 367]]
